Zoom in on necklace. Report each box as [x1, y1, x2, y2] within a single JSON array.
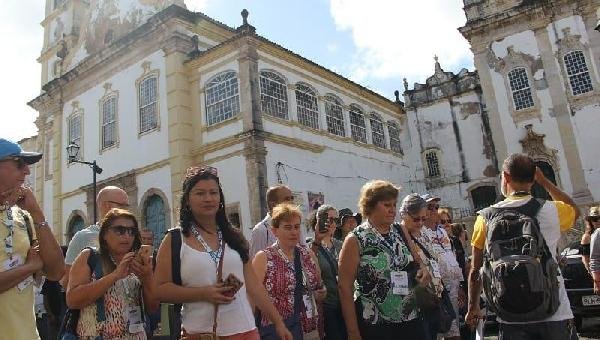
[[190, 223, 223, 265], [3, 207, 14, 259]]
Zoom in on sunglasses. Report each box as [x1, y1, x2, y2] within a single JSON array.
[[1, 157, 27, 169], [108, 225, 138, 236], [440, 219, 452, 224], [427, 204, 440, 211], [590, 216, 600, 223]]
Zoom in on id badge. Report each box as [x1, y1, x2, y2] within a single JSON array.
[[430, 260, 442, 278], [391, 271, 409, 295], [126, 306, 144, 334], [2, 255, 21, 272], [303, 294, 316, 318]]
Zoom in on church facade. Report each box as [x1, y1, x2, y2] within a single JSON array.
[[24, 0, 600, 244]]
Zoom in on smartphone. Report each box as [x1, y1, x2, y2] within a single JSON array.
[[318, 217, 328, 233], [137, 245, 153, 260], [223, 273, 243, 297]]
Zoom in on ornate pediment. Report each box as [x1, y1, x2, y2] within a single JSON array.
[[519, 124, 559, 169]]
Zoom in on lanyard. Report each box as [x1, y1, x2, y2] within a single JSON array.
[[275, 243, 308, 288], [190, 224, 223, 266], [3, 207, 14, 259]]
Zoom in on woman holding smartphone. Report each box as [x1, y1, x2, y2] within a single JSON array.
[[154, 166, 291, 340]]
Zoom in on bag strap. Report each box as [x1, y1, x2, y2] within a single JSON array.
[[168, 228, 182, 339], [292, 247, 303, 318], [394, 222, 425, 270], [18, 210, 34, 246], [212, 241, 226, 334], [85, 247, 106, 322]]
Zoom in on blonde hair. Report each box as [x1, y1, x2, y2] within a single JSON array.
[[358, 180, 400, 217], [271, 203, 302, 228], [438, 207, 452, 219]]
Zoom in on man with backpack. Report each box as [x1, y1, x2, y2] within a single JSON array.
[[466, 153, 580, 339]]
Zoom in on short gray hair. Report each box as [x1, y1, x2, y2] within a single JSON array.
[[399, 193, 427, 217], [316, 204, 336, 227]]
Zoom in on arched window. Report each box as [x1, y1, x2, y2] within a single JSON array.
[[139, 76, 158, 133], [295, 83, 319, 129], [101, 95, 117, 149], [564, 51, 593, 96], [68, 215, 85, 242], [471, 186, 497, 211], [424, 149, 441, 178], [370, 113, 386, 148], [260, 71, 288, 119], [507, 67, 534, 111], [205, 71, 240, 126], [349, 105, 367, 143], [144, 194, 167, 248], [388, 121, 402, 154], [324, 95, 345, 137]]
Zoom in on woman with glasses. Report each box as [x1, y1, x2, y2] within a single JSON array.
[[154, 166, 291, 340], [253, 203, 326, 340], [66, 208, 158, 339], [338, 181, 430, 340], [310, 204, 345, 340]]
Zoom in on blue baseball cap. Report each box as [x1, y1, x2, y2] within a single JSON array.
[[0, 138, 42, 165]]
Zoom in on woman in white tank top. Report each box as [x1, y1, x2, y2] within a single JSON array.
[[154, 166, 292, 340]]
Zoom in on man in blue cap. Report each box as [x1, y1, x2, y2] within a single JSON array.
[[0, 138, 64, 339]]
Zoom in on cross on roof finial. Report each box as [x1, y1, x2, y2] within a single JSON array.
[[241, 9, 249, 25]]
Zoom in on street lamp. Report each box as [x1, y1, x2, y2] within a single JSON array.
[[66, 142, 103, 224]]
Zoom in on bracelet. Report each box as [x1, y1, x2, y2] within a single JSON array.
[[34, 221, 50, 229]]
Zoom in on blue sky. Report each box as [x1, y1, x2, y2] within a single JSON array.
[[0, 0, 473, 142]]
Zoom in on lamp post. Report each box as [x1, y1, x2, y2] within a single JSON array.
[[66, 142, 103, 224]]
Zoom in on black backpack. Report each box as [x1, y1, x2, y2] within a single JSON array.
[[480, 198, 560, 322]]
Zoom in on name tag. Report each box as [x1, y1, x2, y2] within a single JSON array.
[[126, 306, 144, 334], [430, 260, 442, 278], [303, 294, 317, 318], [391, 271, 409, 295]]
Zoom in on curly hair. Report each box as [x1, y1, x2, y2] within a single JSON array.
[[358, 180, 400, 218], [179, 166, 249, 263], [98, 208, 141, 273]]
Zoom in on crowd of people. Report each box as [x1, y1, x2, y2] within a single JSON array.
[[0, 136, 595, 340]]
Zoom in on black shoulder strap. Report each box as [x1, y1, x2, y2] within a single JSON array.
[[170, 228, 182, 286], [18, 210, 34, 246], [480, 198, 545, 221], [292, 247, 303, 317], [84, 247, 106, 322]]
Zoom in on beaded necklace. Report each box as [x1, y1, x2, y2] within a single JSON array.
[[190, 223, 223, 265]]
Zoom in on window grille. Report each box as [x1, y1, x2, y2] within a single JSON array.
[[349, 106, 367, 143], [324, 95, 345, 137], [295, 84, 319, 129], [205, 71, 240, 126], [101, 96, 117, 149], [564, 51, 593, 96], [388, 122, 402, 154], [425, 150, 441, 177], [508, 68, 534, 110], [139, 76, 158, 133], [370, 114, 386, 148], [260, 71, 288, 119]]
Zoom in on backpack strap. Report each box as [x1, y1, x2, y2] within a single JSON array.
[[84, 247, 106, 323]]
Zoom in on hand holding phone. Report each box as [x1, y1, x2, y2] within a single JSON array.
[[136, 245, 153, 261], [222, 273, 243, 297]]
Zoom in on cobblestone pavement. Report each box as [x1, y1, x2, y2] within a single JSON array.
[[483, 317, 600, 339]]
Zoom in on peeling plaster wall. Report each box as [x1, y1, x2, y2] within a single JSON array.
[[573, 104, 600, 200]]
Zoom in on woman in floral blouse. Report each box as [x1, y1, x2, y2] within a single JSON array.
[[338, 180, 431, 340], [253, 203, 326, 340]]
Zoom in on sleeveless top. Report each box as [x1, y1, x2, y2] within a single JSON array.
[[180, 241, 255, 336], [261, 244, 320, 333], [352, 221, 419, 325], [76, 272, 146, 340]]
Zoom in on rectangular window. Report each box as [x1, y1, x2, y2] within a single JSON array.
[[139, 76, 158, 133], [102, 96, 117, 149], [68, 115, 81, 163], [508, 68, 534, 111], [564, 51, 593, 96]]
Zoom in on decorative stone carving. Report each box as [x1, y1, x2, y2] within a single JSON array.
[[519, 124, 559, 171]]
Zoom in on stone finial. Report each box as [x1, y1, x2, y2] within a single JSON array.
[[403, 78, 408, 91], [241, 9, 249, 25], [434, 55, 439, 63], [394, 90, 400, 102], [189, 35, 200, 58], [434, 54, 442, 74]]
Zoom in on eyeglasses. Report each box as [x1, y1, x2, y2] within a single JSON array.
[[107, 200, 130, 208], [427, 204, 440, 211], [108, 225, 138, 236], [590, 216, 600, 223], [0, 157, 26, 170], [440, 219, 452, 224], [327, 217, 338, 224]]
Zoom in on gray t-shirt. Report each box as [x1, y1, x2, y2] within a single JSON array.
[[65, 224, 100, 265], [590, 228, 600, 273]]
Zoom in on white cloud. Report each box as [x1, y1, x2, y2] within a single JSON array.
[[184, 0, 209, 12], [329, 0, 473, 87]]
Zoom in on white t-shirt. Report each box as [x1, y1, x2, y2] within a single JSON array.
[[180, 240, 256, 336]]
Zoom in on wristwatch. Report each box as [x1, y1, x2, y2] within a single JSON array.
[[34, 221, 50, 229]]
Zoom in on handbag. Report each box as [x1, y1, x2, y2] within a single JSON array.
[[181, 242, 226, 340], [257, 247, 304, 340], [395, 223, 456, 333]]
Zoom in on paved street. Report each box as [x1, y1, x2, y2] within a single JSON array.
[[483, 317, 600, 339]]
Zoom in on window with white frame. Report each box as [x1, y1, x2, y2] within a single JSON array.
[[101, 96, 117, 149], [508, 67, 534, 111], [68, 114, 82, 162], [295, 83, 319, 129], [370, 113, 386, 148], [324, 95, 345, 137], [349, 105, 367, 143], [260, 71, 288, 119], [139, 76, 158, 133], [205, 71, 240, 126], [388, 121, 402, 154], [424, 149, 441, 178], [564, 50, 593, 96]]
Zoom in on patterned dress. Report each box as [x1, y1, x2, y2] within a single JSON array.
[[353, 221, 419, 325], [261, 244, 320, 333], [77, 271, 146, 340]]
